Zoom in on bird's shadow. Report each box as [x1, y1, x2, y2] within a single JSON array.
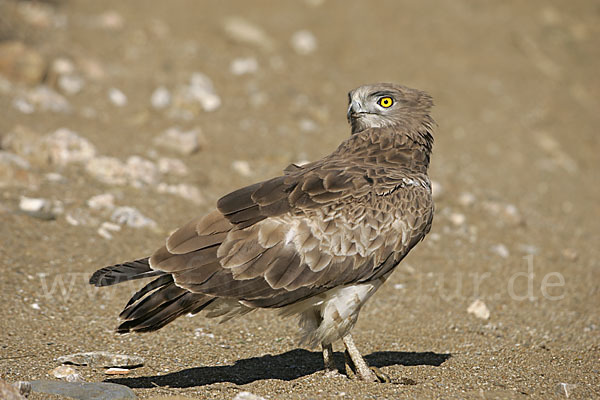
[[107, 349, 451, 388]]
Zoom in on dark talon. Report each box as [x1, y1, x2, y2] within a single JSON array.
[[370, 366, 391, 383]]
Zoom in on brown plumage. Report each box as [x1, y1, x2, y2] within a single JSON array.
[[89, 83, 435, 382]]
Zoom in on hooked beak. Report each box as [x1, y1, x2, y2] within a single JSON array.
[[347, 100, 365, 123]]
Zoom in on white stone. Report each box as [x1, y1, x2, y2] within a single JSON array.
[[51, 58, 75, 75], [85, 156, 128, 185], [449, 212, 466, 226], [230, 57, 259, 75], [108, 88, 127, 106], [13, 97, 35, 113], [97, 10, 124, 30], [490, 244, 510, 258], [58, 74, 84, 95], [28, 86, 71, 112], [188, 73, 221, 112], [223, 17, 274, 50], [154, 127, 203, 155], [87, 193, 115, 210], [291, 30, 318, 55], [233, 392, 267, 400], [467, 299, 490, 320], [19, 196, 49, 213], [299, 118, 317, 132], [232, 160, 252, 177], [125, 156, 159, 186], [151, 86, 171, 109], [156, 183, 204, 205], [51, 365, 83, 382], [111, 207, 157, 229], [97, 227, 113, 240], [157, 157, 188, 176], [458, 192, 476, 207], [43, 128, 97, 165], [105, 368, 130, 375]]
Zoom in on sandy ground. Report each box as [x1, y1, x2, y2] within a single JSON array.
[[0, 0, 599, 399]]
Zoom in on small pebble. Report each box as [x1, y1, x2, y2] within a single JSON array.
[[104, 368, 130, 375], [12, 97, 35, 114], [467, 299, 490, 320], [97, 221, 122, 240], [96, 10, 124, 30], [97, 227, 113, 240], [19, 196, 58, 220], [19, 196, 49, 213], [299, 118, 317, 132], [42, 128, 97, 165], [156, 183, 204, 205], [561, 248, 578, 261], [157, 157, 188, 176], [51, 366, 83, 382], [30, 303, 41, 310], [51, 58, 75, 75], [232, 160, 252, 177], [291, 30, 318, 55], [233, 392, 267, 400], [57, 74, 84, 95], [230, 57, 259, 75], [22, 86, 71, 113], [154, 127, 203, 155], [125, 155, 159, 186], [151, 86, 171, 109], [87, 193, 115, 210], [458, 192, 476, 207], [490, 244, 510, 258], [188, 73, 221, 112], [449, 212, 466, 227], [223, 17, 274, 51], [85, 156, 128, 185], [65, 208, 98, 227], [104, 222, 124, 231], [108, 88, 127, 107], [111, 207, 157, 229]]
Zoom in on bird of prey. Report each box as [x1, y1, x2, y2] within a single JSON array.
[[90, 83, 435, 382]]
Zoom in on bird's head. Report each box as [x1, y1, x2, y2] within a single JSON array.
[[347, 83, 434, 141]]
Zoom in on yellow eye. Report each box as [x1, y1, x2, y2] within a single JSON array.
[[378, 97, 393, 108]]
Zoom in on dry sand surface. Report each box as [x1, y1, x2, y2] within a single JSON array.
[[0, 1, 599, 399]]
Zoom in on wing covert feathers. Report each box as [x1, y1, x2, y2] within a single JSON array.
[[91, 124, 434, 334]]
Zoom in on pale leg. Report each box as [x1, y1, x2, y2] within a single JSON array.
[[342, 334, 377, 381], [322, 343, 336, 372], [342, 334, 390, 382]]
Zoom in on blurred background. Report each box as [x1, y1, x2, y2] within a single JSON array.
[[0, 1, 598, 399]]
